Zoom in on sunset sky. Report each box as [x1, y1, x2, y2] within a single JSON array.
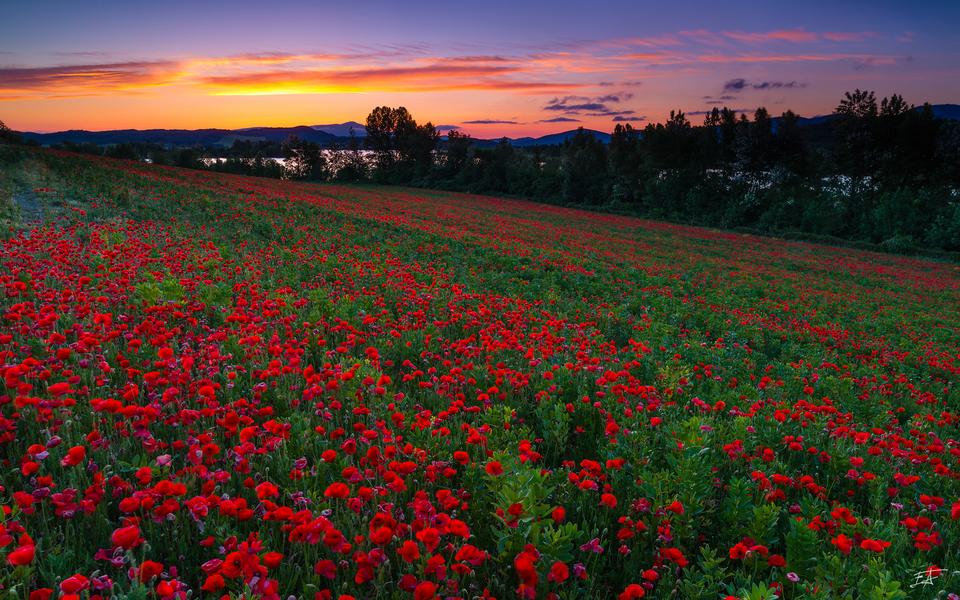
[[3, 0, 959, 136]]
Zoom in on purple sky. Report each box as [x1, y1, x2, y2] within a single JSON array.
[[2, 0, 958, 135]]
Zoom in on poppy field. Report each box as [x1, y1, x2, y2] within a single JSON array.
[[1, 146, 959, 600]]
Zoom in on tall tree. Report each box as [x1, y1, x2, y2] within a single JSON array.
[[365, 106, 401, 171]]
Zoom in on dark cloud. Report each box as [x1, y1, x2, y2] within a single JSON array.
[[703, 95, 739, 105], [538, 116, 581, 123], [723, 78, 805, 92], [752, 80, 803, 90], [596, 93, 634, 103], [544, 93, 636, 116], [584, 109, 636, 117], [599, 80, 644, 87], [687, 108, 753, 116], [546, 102, 607, 112], [723, 78, 748, 91], [462, 119, 518, 124], [612, 116, 646, 122]]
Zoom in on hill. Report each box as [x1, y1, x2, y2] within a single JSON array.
[[1, 145, 957, 598], [17, 105, 960, 149], [22, 126, 338, 147]]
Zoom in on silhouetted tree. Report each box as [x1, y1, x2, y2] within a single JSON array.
[[0, 120, 23, 144], [562, 128, 608, 205], [442, 130, 472, 176], [283, 136, 327, 180], [364, 106, 437, 180], [365, 106, 402, 172]]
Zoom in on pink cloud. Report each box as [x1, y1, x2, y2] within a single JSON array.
[[723, 29, 820, 43]]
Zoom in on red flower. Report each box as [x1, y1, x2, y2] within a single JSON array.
[[399, 540, 420, 563], [514, 550, 539, 587], [60, 445, 86, 467], [263, 551, 284, 568], [370, 526, 393, 545], [548, 561, 569, 583], [314, 559, 337, 579], [255, 481, 279, 500], [324, 482, 350, 499], [416, 527, 441, 552], [413, 581, 438, 600], [660, 547, 688, 568], [59, 575, 90, 594], [860, 538, 891, 553], [111, 524, 143, 550], [7, 537, 35, 566], [551, 507, 566, 523], [136, 560, 164, 582], [455, 544, 487, 566], [201, 574, 225, 593], [832, 534, 853, 555], [729, 542, 749, 560], [619, 584, 646, 599], [601, 493, 618, 509], [665, 500, 684, 515], [485, 461, 504, 476]]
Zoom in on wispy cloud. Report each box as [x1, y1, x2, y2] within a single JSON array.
[[462, 119, 519, 124], [0, 60, 181, 97], [538, 116, 581, 123], [723, 78, 806, 92], [718, 29, 874, 44], [543, 94, 637, 117], [0, 53, 581, 98], [722, 29, 820, 44], [698, 53, 889, 64]]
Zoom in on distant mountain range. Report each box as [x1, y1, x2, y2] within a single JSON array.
[[22, 126, 338, 147], [309, 121, 367, 137], [769, 103, 960, 131], [21, 124, 612, 148], [472, 129, 612, 148], [19, 105, 959, 149]]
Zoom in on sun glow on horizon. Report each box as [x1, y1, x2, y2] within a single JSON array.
[[2, 1, 958, 135]]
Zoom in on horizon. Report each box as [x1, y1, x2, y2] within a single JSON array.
[[18, 102, 959, 138], [3, 0, 960, 137]]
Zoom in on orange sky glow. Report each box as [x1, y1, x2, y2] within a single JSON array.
[[2, 1, 958, 137]]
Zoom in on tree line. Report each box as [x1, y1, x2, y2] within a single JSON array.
[[4, 90, 959, 253], [352, 94, 959, 253]]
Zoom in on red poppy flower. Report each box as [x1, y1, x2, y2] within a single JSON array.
[[7, 541, 35, 566], [413, 581, 438, 600], [485, 461, 504, 476], [548, 561, 569, 583], [831, 534, 853, 555], [324, 482, 350, 499], [399, 539, 420, 563], [860, 539, 891, 553], [619, 584, 646, 599], [111, 524, 143, 550]]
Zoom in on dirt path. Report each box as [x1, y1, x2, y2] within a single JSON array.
[[13, 190, 45, 223]]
